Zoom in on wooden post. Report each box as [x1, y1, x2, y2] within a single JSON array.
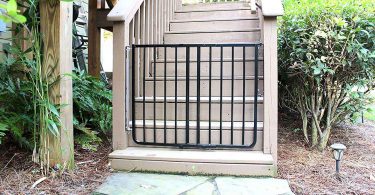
[[263, 17, 278, 166], [112, 22, 129, 150], [88, 0, 101, 77], [39, 0, 74, 168]]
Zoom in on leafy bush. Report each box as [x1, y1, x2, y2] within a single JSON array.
[[0, 62, 112, 150], [72, 70, 112, 150], [0, 45, 38, 149], [279, 0, 375, 150]]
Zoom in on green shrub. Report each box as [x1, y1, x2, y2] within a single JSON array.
[[0, 46, 38, 149], [72, 70, 112, 149], [279, 0, 375, 150]]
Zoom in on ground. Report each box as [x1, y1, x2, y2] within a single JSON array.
[[278, 115, 375, 194], [0, 120, 374, 194], [0, 143, 112, 194]]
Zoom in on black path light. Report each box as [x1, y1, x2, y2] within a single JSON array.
[[330, 143, 347, 174]]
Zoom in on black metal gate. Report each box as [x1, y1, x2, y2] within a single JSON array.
[[130, 43, 262, 149]]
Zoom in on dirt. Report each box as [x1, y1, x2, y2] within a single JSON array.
[[278, 116, 375, 194], [0, 142, 112, 194], [0, 120, 374, 194]]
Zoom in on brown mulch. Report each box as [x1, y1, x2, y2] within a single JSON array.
[[0, 142, 112, 194], [1, 119, 374, 194], [278, 116, 375, 194]]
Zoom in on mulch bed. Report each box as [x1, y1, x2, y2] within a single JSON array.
[[278, 115, 375, 194], [1, 118, 374, 194], [0, 142, 112, 194]]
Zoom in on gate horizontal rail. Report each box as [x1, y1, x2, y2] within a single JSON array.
[[130, 43, 262, 149]]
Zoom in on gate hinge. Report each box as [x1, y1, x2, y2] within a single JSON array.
[[126, 127, 132, 132]]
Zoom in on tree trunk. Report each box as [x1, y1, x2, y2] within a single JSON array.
[[311, 119, 318, 147], [318, 128, 331, 151], [302, 112, 309, 144]]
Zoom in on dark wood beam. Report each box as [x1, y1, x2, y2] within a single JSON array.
[[88, 0, 101, 77], [97, 9, 113, 30]]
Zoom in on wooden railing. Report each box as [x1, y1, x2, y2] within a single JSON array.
[[108, 0, 182, 149], [108, 0, 180, 46]]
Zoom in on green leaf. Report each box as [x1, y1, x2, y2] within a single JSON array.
[[47, 119, 60, 137], [48, 104, 60, 118], [13, 14, 27, 23], [6, 0, 17, 16], [0, 123, 8, 131]]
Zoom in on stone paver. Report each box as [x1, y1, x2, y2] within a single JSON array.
[[95, 173, 209, 195], [215, 177, 294, 195], [184, 179, 218, 195], [95, 173, 294, 195]]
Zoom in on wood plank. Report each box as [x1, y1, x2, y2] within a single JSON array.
[[110, 147, 273, 164], [112, 22, 129, 150], [39, 0, 73, 168], [96, 9, 113, 29], [263, 17, 278, 165], [111, 159, 276, 176], [88, 0, 101, 77]]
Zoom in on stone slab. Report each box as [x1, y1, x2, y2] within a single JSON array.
[[215, 177, 294, 195], [94, 173, 209, 195], [95, 173, 294, 195]]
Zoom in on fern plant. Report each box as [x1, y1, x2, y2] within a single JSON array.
[[72, 70, 112, 136]]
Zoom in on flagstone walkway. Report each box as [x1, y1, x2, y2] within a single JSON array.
[[94, 173, 294, 195]]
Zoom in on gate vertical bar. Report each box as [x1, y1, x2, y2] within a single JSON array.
[[208, 46, 212, 144], [143, 47, 146, 142], [153, 47, 157, 142], [132, 45, 136, 140], [196, 46, 201, 144], [164, 46, 167, 144], [186, 46, 190, 144], [174, 47, 178, 144], [242, 46, 246, 145], [253, 45, 259, 146], [231, 46, 234, 144], [219, 46, 223, 144]]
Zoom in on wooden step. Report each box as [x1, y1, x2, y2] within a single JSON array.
[[151, 59, 264, 77], [174, 8, 256, 20], [129, 128, 264, 150], [130, 120, 263, 130], [134, 97, 264, 122], [170, 17, 260, 31], [128, 127, 264, 150], [164, 29, 261, 44], [155, 46, 263, 59], [142, 79, 264, 97], [110, 147, 272, 164], [181, 2, 250, 12], [110, 147, 276, 176], [135, 96, 264, 103]]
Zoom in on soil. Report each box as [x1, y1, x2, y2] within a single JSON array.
[[278, 115, 375, 194], [0, 142, 112, 194], [0, 119, 374, 194]]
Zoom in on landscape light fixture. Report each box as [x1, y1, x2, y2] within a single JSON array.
[[330, 143, 347, 174]]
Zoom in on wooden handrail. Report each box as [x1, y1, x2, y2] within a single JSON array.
[[107, 0, 144, 22], [260, 0, 284, 17]]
